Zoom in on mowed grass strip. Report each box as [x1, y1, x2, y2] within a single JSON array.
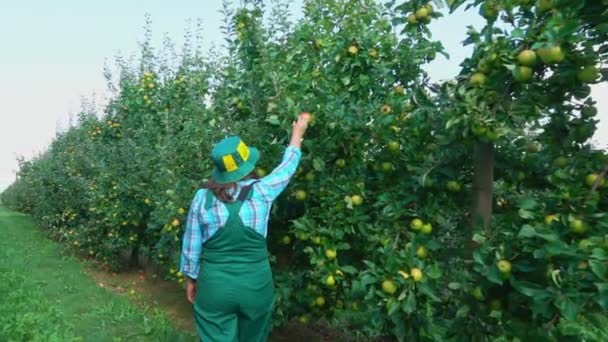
[[0, 206, 195, 342]]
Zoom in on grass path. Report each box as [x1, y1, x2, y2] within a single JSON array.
[[0, 206, 195, 342]]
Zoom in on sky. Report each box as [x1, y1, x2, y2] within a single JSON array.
[[0, 1, 606, 191]]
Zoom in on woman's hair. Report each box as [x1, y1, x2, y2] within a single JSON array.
[[203, 171, 259, 203]]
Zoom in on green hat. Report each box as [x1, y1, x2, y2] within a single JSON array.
[[211, 136, 260, 184]]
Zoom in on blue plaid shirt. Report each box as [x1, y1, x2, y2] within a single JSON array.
[[180, 146, 302, 279]]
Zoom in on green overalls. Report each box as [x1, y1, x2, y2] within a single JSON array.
[[194, 185, 274, 342]]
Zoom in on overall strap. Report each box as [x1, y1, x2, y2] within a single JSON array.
[[237, 182, 256, 201], [204, 189, 215, 210], [228, 182, 257, 215]]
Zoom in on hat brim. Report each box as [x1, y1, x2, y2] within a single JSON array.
[[212, 147, 260, 184]]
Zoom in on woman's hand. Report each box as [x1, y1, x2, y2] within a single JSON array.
[[290, 113, 310, 148], [186, 278, 196, 303]]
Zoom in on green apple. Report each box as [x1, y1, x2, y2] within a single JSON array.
[[536, 0, 555, 12], [295, 190, 307, 201], [497, 260, 512, 274], [513, 66, 533, 82], [421, 223, 432, 234], [469, 73, 487, 87], [517, 49, 537, 66], [447, 181, 462, 192], [407, 13, 418, 25], [585, 173, 606, 188], [471, 287, 485, 301], [553, 156, 568, 168], [381, 279, 397, 294], [416, 246, 429, 259], [415, 7, 429, 19], [381, 162, 393, 172], [325, 248, 337, 259], [388, 141, 400, 153], [577, 66, 599, 83], [477, 59, 492, 74], [410, 218, 424, 231], [480, 2, 500, 20], [569, 218, 587, 234], [538, 45, 565, 64]]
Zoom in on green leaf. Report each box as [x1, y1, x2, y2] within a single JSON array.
[[292, 218, 309, 230], [533, 249, 546, 259], [387, 300, 400, 316], [487, 265, 504, 285], [591, 248, 608, 261], [390, 313, 407, 341], [518, 198, 538, 210], [518, 225, 536, 238], [530, 296, 553, 318], [358, 74, 370, 86], [595, 283, 608, 310], [344, 195, 354, 210], [403, 292, 416, 314], [285, 97, 295, 109], [518, 225, 559, 241], [426, 264, 442, 280], [555, 295, 580, 320], [512, 280, 549, 298], [489, 310, 502, 319], [350, 280, 363, 296], [379, 115, 396, 126], [435, 214, 448, 227], [473, 250, 485, 266], [360, 274, 377, 288], [544, 240, 573, 256], [511, 28, 525, 39], [265, 115, 280, 126], [312, 158, 325, 171], [446, 117, 462, 129], [340, 265, 358, 274], [472, 233, 487, 244], [518, 208, 536, 220], [534, 231, 559, 242], [448, 282, 461, 290], [419, 283, 440, 302], [447, 0, 467, 13], [589, 261, 607, 280], [427, 240, 442, 250], [456, 304, 470, 318]]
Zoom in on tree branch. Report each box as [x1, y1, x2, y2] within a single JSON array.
[[591, 162, 608, 192]]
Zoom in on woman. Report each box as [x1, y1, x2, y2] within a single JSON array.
[[180, 114, 309, 341]]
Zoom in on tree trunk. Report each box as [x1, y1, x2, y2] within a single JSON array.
[[472, 142, 495, 232]]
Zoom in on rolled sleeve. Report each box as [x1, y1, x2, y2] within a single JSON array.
[[180, 189, 204, 279]]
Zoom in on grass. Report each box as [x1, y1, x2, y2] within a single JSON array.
[[0, 206, 196, 342]]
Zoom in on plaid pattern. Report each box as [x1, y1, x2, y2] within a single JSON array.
[[180, 146, 302, 279]]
